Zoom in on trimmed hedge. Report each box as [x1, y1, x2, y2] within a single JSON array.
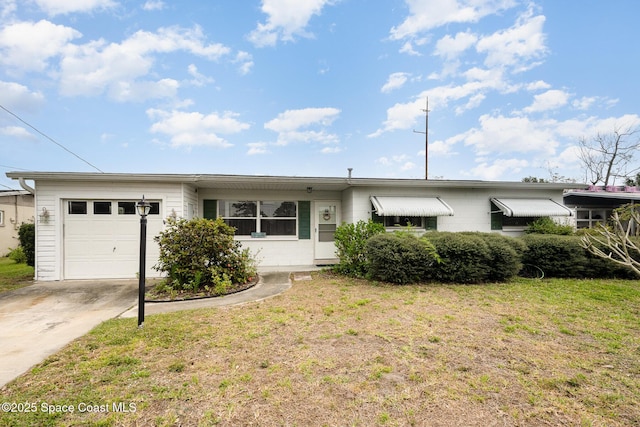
[[520, 235, 586, 278], [460, 232, 524, 282], [423, 232, 492, 284], [365, 233, 439, 284]]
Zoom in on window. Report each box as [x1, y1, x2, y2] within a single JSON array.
[[0, 210, 4, 226], [490, 201, 536, 230], [217, 200, 297, 236], [69, 201, 87, 214], [93, 201, 112, 215], [372, 209, 437, 230]]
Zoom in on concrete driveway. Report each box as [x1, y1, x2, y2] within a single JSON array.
[[0, 280, 137, 388]]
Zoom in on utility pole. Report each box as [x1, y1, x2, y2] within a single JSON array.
[[413, 98, 430, 180]]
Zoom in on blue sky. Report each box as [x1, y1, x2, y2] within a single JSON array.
[[1, 0, 640, 190]]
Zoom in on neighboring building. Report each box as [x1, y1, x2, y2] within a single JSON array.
[[5, 171, 584, 281], [564, 185, 640, 229], [0, 190, 34, 256]]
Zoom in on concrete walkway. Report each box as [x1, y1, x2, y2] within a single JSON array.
[[0, 269, 309, 388]]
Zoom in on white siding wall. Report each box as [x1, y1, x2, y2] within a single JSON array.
[[34, 180, 184, 281], [198, 188, 341, 268], [182, 184, 198, 219], [350, 186, 569, 234]]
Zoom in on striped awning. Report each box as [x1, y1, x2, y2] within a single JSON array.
[[370, 196, 454, 217], [491, 198, 573, 217]]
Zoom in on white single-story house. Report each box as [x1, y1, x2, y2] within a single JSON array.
[[5, 171, 585, 281]]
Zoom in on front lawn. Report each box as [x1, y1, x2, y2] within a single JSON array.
[[0, 256, 34, 293], [1, 272, 639, 426]]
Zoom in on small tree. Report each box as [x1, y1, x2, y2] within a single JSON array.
[[333, 220, 385, 277], [18, 223, 35, 267], [154, 217, 256, 291], [580, 206, 640, 276]]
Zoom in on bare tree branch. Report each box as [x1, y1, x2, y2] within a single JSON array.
[[578, 123, 640, 186], [581, 208, 640, 277]]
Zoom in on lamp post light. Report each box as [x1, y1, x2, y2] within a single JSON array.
[[136, 195, 151, 328]]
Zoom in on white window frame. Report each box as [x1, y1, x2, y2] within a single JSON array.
[[218, 200, 298, 239]]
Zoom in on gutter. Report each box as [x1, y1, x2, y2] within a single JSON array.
[[18, 178, 35, 194]]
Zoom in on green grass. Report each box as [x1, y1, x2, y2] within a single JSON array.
[[0, 272, 639, 426], [0, 256, 34, 293]]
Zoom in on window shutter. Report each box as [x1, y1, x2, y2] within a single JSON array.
[[298, 201, 311, 239], [490, 202, 502, 230], [203, 200, 217, 220]]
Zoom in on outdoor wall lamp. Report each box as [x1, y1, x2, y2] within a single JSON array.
[[136, 196, 151, 328], [39, 207, 50, 223]]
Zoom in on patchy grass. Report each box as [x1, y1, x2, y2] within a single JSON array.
[[1, 272, 639, 426], [0, 257, 33, 293]]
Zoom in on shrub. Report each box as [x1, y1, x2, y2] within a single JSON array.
[[154, 217, 256, 291], [424, 232, 492, 283], [460, 232, 524, 282], [520, 235, 587, 278], [525, 217, 574, 235], [7, 246, 27, 264], [18, 223, 35, 267], [365, 233, 439, 284], [334, 220, 385, 278]]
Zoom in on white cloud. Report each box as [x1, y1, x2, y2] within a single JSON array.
[[434, 31, 477, 60], [1, 0, 16, 19], [0, 125, 36, 140], [265, 107, 340, 132], [142, 0, 165, 11], [247, 142, 268, 155], [462, 114, 559, 156], [321, 146, 342, 154], [0, 81, 45, 111], [234, 51, 254, 75], [0, 20, 81, 74], [58, 25, 230, 99], [468, 158, 528, 180], [523, 89, 570, 113], [476, 9, 547, 72], [390, 0, 516, 40], [109, 78, 180, 102], [381, 72, 410, 93], [572, 96, 597, 111], [247, 0, 334, 47], [187, 64, 214, 87], [147, 108, 250, 148], [33, 0, 117, 16]]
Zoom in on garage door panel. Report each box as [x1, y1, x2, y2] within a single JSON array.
[[64, 199, 164, 279]]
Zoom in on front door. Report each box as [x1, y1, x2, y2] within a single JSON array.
[[314, 201, 340, 262]]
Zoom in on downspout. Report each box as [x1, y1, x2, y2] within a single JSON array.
[[18, 178, 35, 194]]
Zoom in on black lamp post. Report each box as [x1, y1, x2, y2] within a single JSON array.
[[136, 195, 151, 328]]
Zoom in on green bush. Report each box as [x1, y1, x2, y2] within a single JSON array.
[[520, 235, 587, 278], [365, 233, 439, 284], [460, 232, 524, 282], [7, 246, 27, 264], [333, 220, 385, 278], [18, 223, 35, 267], [525, 217, 574, 235], [424, 232, 492, 283], [154, 217, 256, 291]]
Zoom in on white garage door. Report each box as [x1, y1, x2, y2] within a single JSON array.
[[63, 200, 164, 279]]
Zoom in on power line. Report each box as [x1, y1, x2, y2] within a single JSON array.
[[0, 104, 104, 173]]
